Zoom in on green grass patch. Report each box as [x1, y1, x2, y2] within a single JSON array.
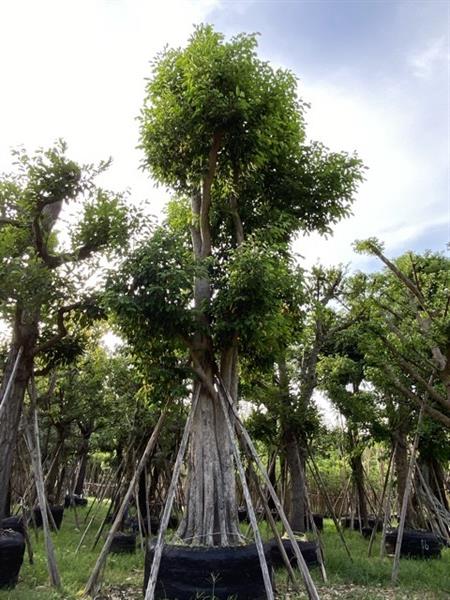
[[0, 509, 448, 599]]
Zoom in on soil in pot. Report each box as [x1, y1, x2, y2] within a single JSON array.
[[144, 541, 273, 600]]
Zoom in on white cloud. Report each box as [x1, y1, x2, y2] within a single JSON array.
[[0, 0, 218, 214], [294, 78, 448, 270], [409, 36, 449, 79]]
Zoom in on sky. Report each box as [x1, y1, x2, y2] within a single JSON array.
[[1, 0, 448, 273]]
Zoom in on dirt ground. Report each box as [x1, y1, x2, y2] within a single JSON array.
[[95, 584, 450, 599]]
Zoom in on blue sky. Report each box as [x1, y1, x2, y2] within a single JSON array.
[[0, 0, 448, 272]]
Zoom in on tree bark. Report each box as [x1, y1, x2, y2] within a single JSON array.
[[74, 431, 91, 496], [177, 141, 241, 545], [0, 339, 35, 520], [394, 429, 418, 527], [177, 376, 241, 546], [347, 430, 368, 528], [278, 355, 307, 533], [283, 427, 306, 532]]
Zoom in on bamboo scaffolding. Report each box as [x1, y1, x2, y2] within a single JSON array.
[[391, 407, 424, 584], [216, 377, 321, 600], [23, 380, 61, 589], [84, 408, 167, 596], [144, 390, 199, 600]]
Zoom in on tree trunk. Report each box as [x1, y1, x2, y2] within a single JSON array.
[[394, 430, 418, 527], [46, 430, 65, 500], [178, 164, 241, 546], [177, 374, 241, 546], [74, 433, 91, 496], [278, 355, 307, 533], [348, 431, 368, 527], [0, 344, 34, 520], [283, 427, 306, 532], [431, 458, 449, 511]]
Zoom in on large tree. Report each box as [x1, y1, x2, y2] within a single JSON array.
[[108, 25, 364, 546], [0, 142, 133, 519]]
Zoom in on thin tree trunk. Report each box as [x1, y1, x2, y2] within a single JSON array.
[[283, 428, 306, 532], [23, 390, 61, 588], [74, 434, 91, 496], [0, 344, 34, 520], [395, 429, 418, 527], [348, 431, 368, 527]]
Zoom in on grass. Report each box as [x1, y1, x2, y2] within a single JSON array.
[[0, 504, 449, 599]]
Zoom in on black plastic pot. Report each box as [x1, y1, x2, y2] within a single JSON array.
[[385, 529, 442, 559], [32, 505, 64, 530], [237, 507, 265, 523], [0, 529, 25, 588], [304, 513, 324, 531], [1, 517, 25, 537], [268, 538, 320, 569], [340, 516, 381, 531], [109, 532, 136, 554], [64, 494, 88, 508], [144, 541, 273, 600]]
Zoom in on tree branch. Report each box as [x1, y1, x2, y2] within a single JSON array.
[[200, 131, 223, 258], [380, 334, 450, 411], [32, 301, 90, 356], [388, 373, 450, 429]]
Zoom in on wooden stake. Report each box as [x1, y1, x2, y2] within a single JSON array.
[[23, 381, 61, 589], [368, 444, 395, 557], [248, 462, 301, 591], [84, 408, 167, 597], [0, 347, 23, 421], [144, 389, 200, 600], [217, 389, 274, 600], [391, 408, 424, 584], [307, 453, 353, 562], [217, 377, 321, 600]]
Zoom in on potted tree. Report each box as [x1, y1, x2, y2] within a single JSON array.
[[107, 25, 364, 600]]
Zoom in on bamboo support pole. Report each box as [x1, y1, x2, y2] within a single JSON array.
[[379, 461, 394, 559], [391, 407, 424, 584], [307, 453, 353, 562], [144, 389, 200, 600], [301, 459, 327, 583], [76, 469, 119, 554], [416, 467, 449, 541], [91, 469, 127, 550], [0, 347, 23, 421], [217, 389, 274, 600], [368, 444, 395, 557], [23, 384, 61, 589], [216, 377, 320, 600], [135, 481, 145, 552], [84, 408, 167, 597], [248, 462, 301, 591], [144, 465, 152, 537], [20, 501, 34, 565]]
